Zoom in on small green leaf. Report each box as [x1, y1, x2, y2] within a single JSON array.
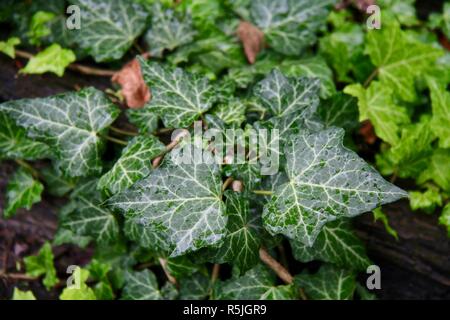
[[98, 135, 165, 195], [12, 288, 36, 300], [418, 149, 450, 192], [427, 77, 450, 149], [211, 99, 247, 126], [0, 37, 20, 58], [179, 272, 210, 300], [409, 189, 442, 214], [21, 44, 76, 77], [263, 127, 407, 246], [24, 242, 58, 290], [439, 204, 450, 237], [121, 269, 163, 300], [41, 166, 77, 197], [295, 264, 356, 300], [126, 106, 159, 134], [373, 208, 398, 240], [27, 11, 56, 45], [4, 168, 43, 218], [60, 267, 96, 300]]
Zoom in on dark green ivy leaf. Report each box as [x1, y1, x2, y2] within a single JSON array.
[[121, 269, 163, 300]]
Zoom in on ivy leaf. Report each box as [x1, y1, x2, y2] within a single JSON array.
[[60, 267, 96, 300], [21, 44, 76, 77], [24, 242, 58, 290], [27, 11, 55, 45], [12, 288, 36, 300], [69, 0, 149, 62], [215, 264, 296, 300], [211, 99, 247, 127], [439, 204, 450, 237], [365, 22, 443, 101], [409, 188, 442, 214], [290, 219, 371, 271], [378, 0, 419, 27], [427, 77, 450, 149], [373, 208, 398, 240], [317, 93, 359, 132], [124, 216, 171, 254], [295, 264, 356, 300], [139, 59, 217, 128], [166, 256, 200, 278], [108, 150, 227, 257], [263, 127, 407, 246], [179, 273, 210, 300], [250, 0, 335, 55], [41, 167, 77, 197], [212, 191, 261, 273], [280, 57, 336, 99], [126, 105, 159, 134], [344, 82, 409, 146], [98, 135, 165, 195], [417, 149, 450, 192], [0, 87, 120, 177], [355, 283, 377, 300], [144, 3, 196, 58], [64, 180, 120, 244], [0, 37, 20, 58], [3, 168, 43, 218], [121, 269, 163, 300], [253, 69, 320, 118], [0, 112, 50, 161]]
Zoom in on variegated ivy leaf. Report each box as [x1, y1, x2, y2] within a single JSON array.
[[295, 264, 356, 300], [0, 112, 50, 161], [427, 77, 450, 149], [0, 87, 120, 177], [41, 167, 77, 197], [290, 219, 371, 271], [211, 99, 247, 127], [124, 216, 171, 254], [139, 59, 217, 128], [215, 264, 296, 300], [253, 69, 320, 119], [317, 93, 359, 132], [179, 273, 210, 300], [250, 0, 335, 55], [212, 191, 261, 273], [263, 127, 407, 246], [3, 168, 43, 218], [122, 269, 163, 300], [69, 0, 149, 62], [64, 180, 120, 244], [98, 135, 165, 195], [108, 149, 227, 257], [344, 82, 409, 146], [166, 256, 200, 278], [126, 105, 159, 134], [365, 21, 443, 102], [144, 3, 196, 58]]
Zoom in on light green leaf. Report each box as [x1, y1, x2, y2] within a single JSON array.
[[295, 264, 356, 300], [140, 59, 217, 128], [0, 112, 50, 161], [439, 204, 450, 237], [12, 288, 36, 300], [378, 0, 419, 27], [98, 135, 165, 195], [27, 11, 56, 45], [427, 77, 450, 149], [108, 149, 227, 257], [121, 269, 163, 300], [263, 127, 407, 246], [418, 149, 450, 192], [280, 57, 336, 99], [290, 219, 371, 271], [60, 267, 96, 300], [215, 264, 296, 300], [250, 0, 335, 55], [409, 188, 442, 214], [64, 180, 120, 244], [4, 168, 43, 218], [144, 3, 196, 58], [344, 82, 409, 146], [365, 23, 443, 101], [253, 69, 320, 118], [21, 44, 76, 77], [0, 37, 20, 58], [373, 207, 398, 239], [212, 191, 261, 272], [24, 242, 58, 290], [0, 87, 120, 177], [69, 0, 149, 62]]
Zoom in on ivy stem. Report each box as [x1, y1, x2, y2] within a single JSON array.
[[259, 248, 307, 300], [109, 126, 138, 137], [211, 264, 220, 283], [14, 159, 41, 179], [14, 50, 116, 77], [0, 272, 37, 281], [152, 130, 189, 168], [102, 135, 128, 146], [222, 177, 234, 192], [363, 68, 379, 88], [252, 190, 273, 196], [158, 258, 177, 286]]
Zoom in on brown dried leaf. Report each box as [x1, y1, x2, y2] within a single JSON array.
[[112, 56, 150, 109], [359, 120, 377, 145], [237, 21, 264, 64]]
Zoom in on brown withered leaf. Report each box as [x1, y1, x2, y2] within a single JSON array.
[[112, 55, 150, 109], [237, 21, 264, 64], [359, 120, 377, 145]]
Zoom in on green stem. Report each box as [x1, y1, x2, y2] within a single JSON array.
[[109, 126, 138, 137], [363, 68, 378, 88], [14, 159, 40, 179], [102, 135, 128, 146], [252, 190, 273, 196]]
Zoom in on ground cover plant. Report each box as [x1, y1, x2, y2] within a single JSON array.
[[0, 0, 449, 300]]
